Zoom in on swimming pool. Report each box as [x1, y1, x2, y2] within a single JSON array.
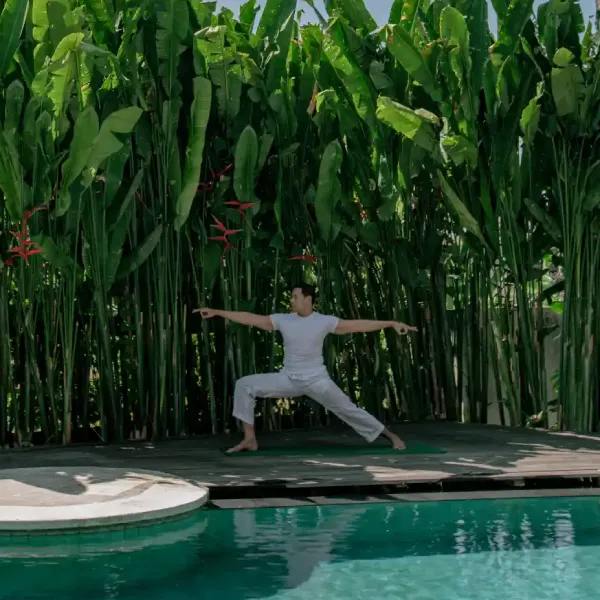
[[2, 494, 600, 599]]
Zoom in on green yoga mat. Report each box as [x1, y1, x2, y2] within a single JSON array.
[[221, 442, 445, 457]]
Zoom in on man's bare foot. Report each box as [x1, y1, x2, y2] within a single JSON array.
[[226, 437, 259, 453]]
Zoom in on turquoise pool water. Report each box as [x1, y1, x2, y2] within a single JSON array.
[[2, 495, 600, 599]]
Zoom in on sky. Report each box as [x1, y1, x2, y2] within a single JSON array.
[[216, 0, 598, 34]]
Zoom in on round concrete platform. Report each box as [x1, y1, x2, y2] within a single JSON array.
[[0, 467, 209, 533]]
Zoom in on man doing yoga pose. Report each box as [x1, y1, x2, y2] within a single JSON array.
[[195, 284, 417, 453]]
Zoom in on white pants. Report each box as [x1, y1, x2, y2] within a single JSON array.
[[232, 371, 385, 443]]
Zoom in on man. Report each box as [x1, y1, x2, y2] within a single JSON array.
[[195, 283, 417, 453]]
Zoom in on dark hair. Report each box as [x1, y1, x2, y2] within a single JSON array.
[[291, 283, 317, 303]]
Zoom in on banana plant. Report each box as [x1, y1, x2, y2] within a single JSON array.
[[2, 0, 600, 449]]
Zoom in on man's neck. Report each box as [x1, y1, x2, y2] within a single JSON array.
[[296, 309, 313, 318]]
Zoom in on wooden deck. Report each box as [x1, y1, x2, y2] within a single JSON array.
[[3, 423, 600, 502]]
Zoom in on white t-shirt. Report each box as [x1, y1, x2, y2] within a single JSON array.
[[269, 312, 339, 378]]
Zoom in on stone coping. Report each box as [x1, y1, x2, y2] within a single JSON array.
[[0, 466, 209, 533]]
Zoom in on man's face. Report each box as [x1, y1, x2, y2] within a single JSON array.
[[290, 288, 311, 313]]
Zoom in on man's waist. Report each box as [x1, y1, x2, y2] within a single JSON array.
[[281, 364, 329, 380]]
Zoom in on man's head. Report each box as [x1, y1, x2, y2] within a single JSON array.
[[290, 283, 316, 316]]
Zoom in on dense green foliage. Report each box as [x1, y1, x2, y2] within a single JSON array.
[[1, 0, 599, 446]]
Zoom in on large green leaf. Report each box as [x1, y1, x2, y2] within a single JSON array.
[[255, 0, 296, 41], [323, 19, 377, 132], [83, 106, 143, 184], [376, 96, 439, 154], [4, 80, 24, 147], [463, 0, 489, 94], [156, 0, 189, 97], [257, 133, 274, 173], [324, 0, 377, 32], [197, 242, 222, 290], [369, 61, 393, 91], [239, 0, 259, 27], [265, 5, 295, 92], [553, 47, 574, 67], [440, 7, 470, 59], [389, 0, 403, 23], [440, 6, 475, 134], [32, 111, 53, 206], [32, 0, 73, 47], [105, 190, 137, 288], [175, 76, 212, 231], [315, 140, 343, 243], [268, 90, 297, 146], [115, 224, 164, 282], [442, 135, 478, 169], [491, 0, 534, 59], [437, 170, 487, 248], [524, 197, 561, 241], [107, 170, 145, 235], [0, 130, 28, 220], [389, 0, 430, 29], [79, 0, 115, 46], [234, 125, 259, 210], [210, 61, 242, 121], [31, 234, 83, 276], [385, 25, 440, 101], [520, 82, 543, 145], [188, 0, 215, 27], [0, 0, 29, 79], [195, 28, 243, 117], [57, 106, 99, 215], [375, 139, 398, 221], [47, 32, 84, 122], [551, 64, 584, 117]]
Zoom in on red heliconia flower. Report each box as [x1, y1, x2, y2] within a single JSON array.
[[224, 200, 257, 221], [198, 180, 215, 193], [308, 81, 319, 116], [4, 204, 47, 267], [6, 245, 41, 264], [208, 235, 234, 248], [198, 164, 233, 195], [22, 204, 46, 223], [211, 164, 233, 179], [211, 215, 227, 233], [9, 246, 42, 264], [210, 215, 241, 236], [208, 235, 236, 255], [208, 212, 242, 256], [290, 253, 317, 265], [10, 231, 35, 244]]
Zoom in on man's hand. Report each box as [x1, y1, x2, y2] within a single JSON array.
[[193, 308, 220, 319], [392, 322, 418, 335]]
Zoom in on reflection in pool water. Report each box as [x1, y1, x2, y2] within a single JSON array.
[[2, 495, 600, 599]]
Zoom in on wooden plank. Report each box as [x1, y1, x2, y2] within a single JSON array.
[[2, 423, 600, 492]]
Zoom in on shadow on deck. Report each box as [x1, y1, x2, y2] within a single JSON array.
[[2, 422, 600, 502]]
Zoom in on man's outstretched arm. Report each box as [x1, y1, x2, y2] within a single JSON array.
[[193, 308, 274, 331], [334, 319, 417, 335]]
